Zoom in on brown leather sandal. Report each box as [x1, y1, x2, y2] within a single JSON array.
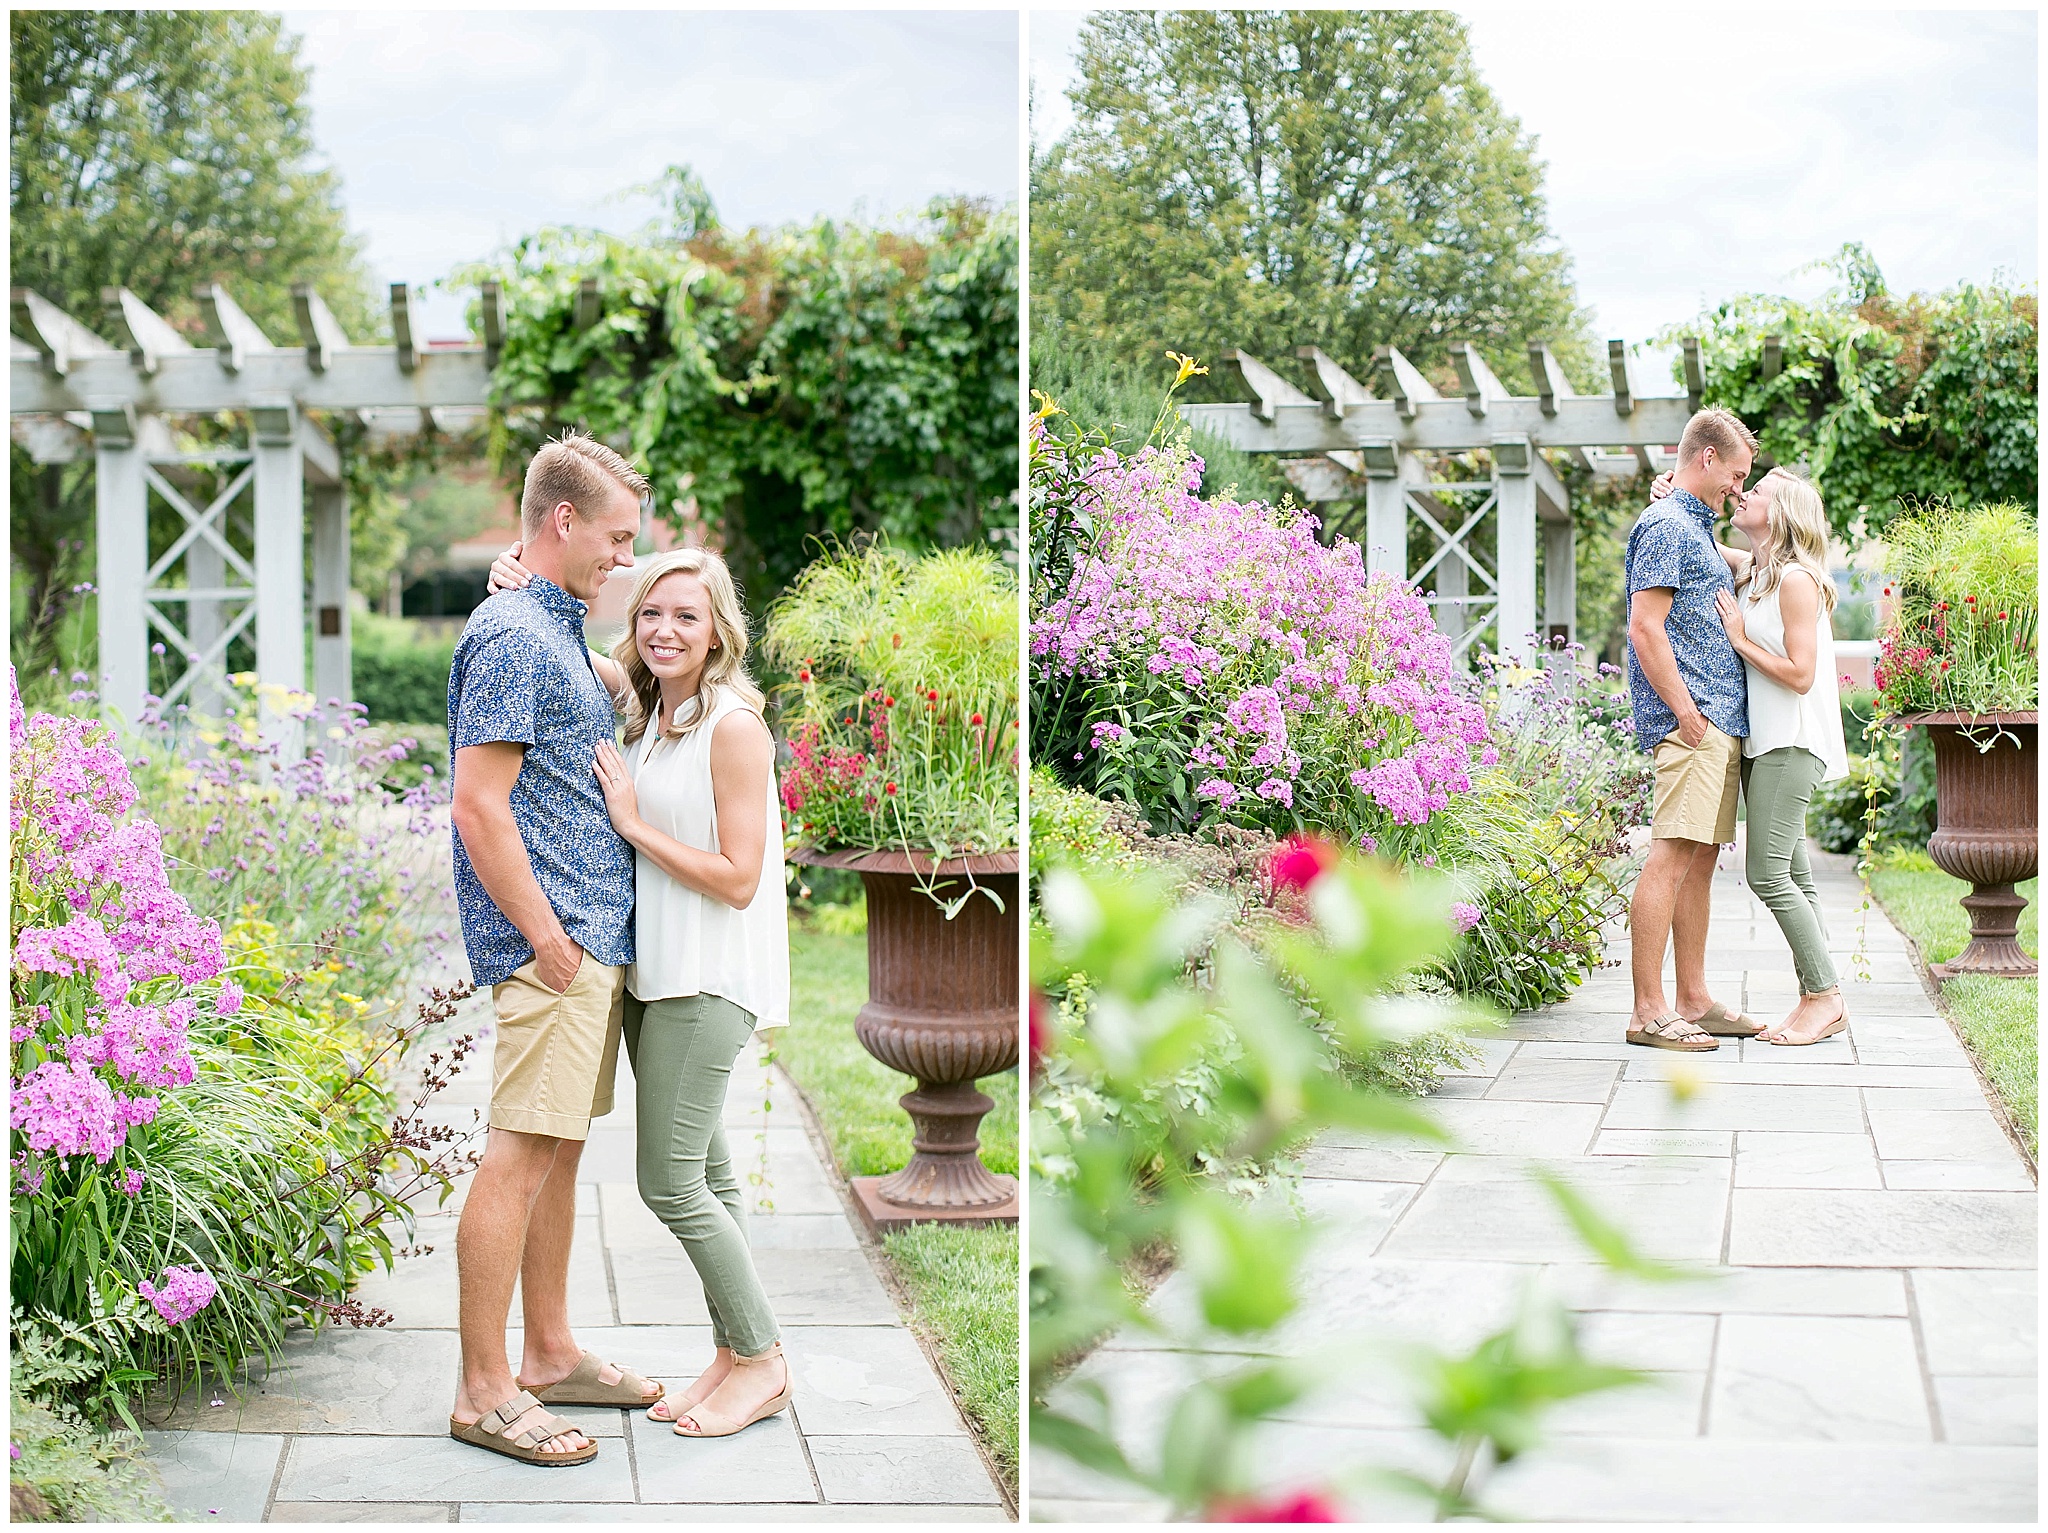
[[1625, 1013, 1720, 1052], [531, 1350, 663, 1408], [1687, 1000, 1763, 1037], [448, 1390, 597, 1466]]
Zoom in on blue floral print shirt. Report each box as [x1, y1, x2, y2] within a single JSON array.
[[447, 577, 635, 985], [1623, 488, 1750, 753]]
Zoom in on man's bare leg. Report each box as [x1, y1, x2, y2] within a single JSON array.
[[1630, 838, 1713, 1027], [508, 1139, 656, 1401], [451, 1127, 591, 1452], [1670, 840, 1721, 1019]]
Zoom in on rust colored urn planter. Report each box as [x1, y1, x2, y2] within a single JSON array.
[[789, 847, 1019, 1233], [1898, 712, 2038, 979]]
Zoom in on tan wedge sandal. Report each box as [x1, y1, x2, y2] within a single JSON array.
[[671, 1343, 792, 1439], [648, 1348, 733, 1424]]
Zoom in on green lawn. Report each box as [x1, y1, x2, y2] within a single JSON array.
[[779, 922, 1020, 1492], [1867, 862, 2037, 1157]]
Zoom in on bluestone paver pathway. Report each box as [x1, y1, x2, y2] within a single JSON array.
[[1034, 844, 2037, 1522], [143, 983, 1009, 1522]]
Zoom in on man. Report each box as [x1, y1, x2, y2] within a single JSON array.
[[445, 431, 661, 1464], [1622, 408, 1761, 1052]]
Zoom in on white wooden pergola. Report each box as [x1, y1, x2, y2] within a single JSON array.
[[11, 280, 511, 748], [1184, 338, 1701, 665]]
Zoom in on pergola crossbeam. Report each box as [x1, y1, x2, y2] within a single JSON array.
[[196, 283, 274, 374], [11, 281, 498, 746], [1222, 348, 1315, 422], [101, 287, 192, 377], [1184, 337, 1702, 667]]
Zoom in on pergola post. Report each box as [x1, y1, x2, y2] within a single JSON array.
[[1544, 519, 1577, 657], [92, 401, 147, 728], [1493, 434, 1537, 665], [1360, 438, 1405, 578], [251, 398, 305, 754], [311, 479, 352, 711], [185, 507, 227, 721]]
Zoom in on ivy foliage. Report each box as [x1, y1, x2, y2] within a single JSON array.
[[465, 172, 1019, 609], [1670, 245, 2038, 541]]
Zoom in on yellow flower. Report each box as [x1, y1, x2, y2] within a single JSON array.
[[1166, 351, 1209, 386]]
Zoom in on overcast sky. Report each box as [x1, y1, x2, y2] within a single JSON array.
[[291, 9, 1022, 338], [1029, 8, 2036, 370]]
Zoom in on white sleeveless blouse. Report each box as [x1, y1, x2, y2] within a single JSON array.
[[1739, 568, 1849, 782], [624, 687, 789, 1029]]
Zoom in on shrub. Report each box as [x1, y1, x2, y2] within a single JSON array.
[[131, 677, 454, 1023], [9, 673, 477, 1424], [7, 1383, 170, 1523], [762, 541, 1020, 860], [1033, 436, 1492, 849], [349, 614, 457, 726]]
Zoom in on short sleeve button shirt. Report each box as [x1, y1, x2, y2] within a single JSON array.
[[447, 577, 635, 985], [1623, 488, 1750, 753]]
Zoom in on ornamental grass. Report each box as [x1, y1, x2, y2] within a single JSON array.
[[1874, 499, 2038, 718], [763, 541, 1020, 861]]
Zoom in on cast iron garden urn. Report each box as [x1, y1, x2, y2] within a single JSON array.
[[1897, 712, 2038, 979], [789, 847, 1020, 1233]]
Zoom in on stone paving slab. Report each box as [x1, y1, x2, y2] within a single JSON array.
[[1031, 849, 2037, 1522], [141, 1023, 1008, 1521]]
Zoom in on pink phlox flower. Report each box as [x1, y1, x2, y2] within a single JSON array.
[[139, 1265, 218, 1325], [1450, 902, 1483, 933]]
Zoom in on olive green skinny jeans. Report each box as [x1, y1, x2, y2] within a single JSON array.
[[622, 992, 781, 1357], [1740, 746, 1840, 996]]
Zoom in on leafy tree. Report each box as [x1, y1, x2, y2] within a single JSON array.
[[10, 10, 382, 679], [1674, 244, 2038, 540], [468, 176, 1018, 613], [10, 10, 377, 339], [1032, 10, 1594, 399]]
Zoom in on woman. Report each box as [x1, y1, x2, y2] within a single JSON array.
[[1653, 468, 1850, 1045], [490, 542, 794, 1436]]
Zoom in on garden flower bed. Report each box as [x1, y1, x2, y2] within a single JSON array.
[[1029, 406, 1652, 1022], [8, 672, 471, 1486]]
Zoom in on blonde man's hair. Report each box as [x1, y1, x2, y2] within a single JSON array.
[[520, 430, 650, 540], [612, 548, 766, 747], [1677, 407, 1759, 467], [1746, 467, 1839, 616]]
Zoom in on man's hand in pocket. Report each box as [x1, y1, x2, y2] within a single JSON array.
[[535, 935, 585, 994], [1676, 708, 1710, 749]]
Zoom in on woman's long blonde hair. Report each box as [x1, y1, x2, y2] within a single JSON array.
[[1746, 467, 1839, 616], [611, 548, 765, 746]]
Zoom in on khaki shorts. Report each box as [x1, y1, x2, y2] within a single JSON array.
[[489, 950, 625, 1141], [1651, 722, 1743, 845]]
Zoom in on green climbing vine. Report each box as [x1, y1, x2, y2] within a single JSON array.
[[461, 170, 1018, 608], [1665, 243, 2037, 543]]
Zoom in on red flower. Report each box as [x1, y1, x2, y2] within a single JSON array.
[[1028, 990, 1053, 1077], [1208, 1490, 1344, 1523], [1998, 611, 2009, 621], [926, 689, 939, 701], [970, 713, 984, 726], [798, 669, 812, 683], [884, 782, 898, 796], [1270, 834, 1337, 892], [891, 633, 902, 648], [1966, 594, 1978, 604], [883, 695, 895, 708]]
